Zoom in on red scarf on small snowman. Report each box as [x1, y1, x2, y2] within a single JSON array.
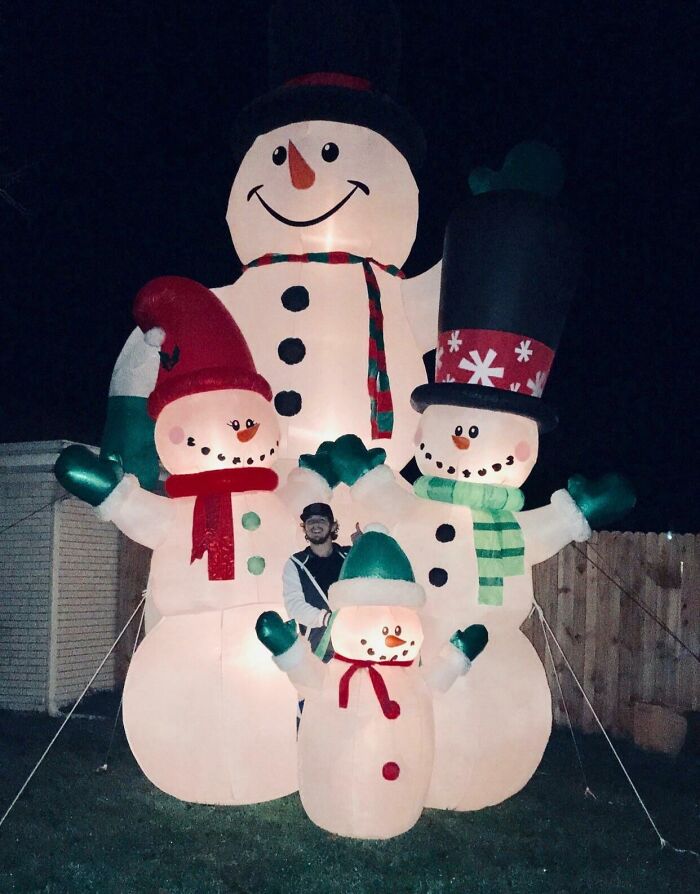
[[334, 653, 412, 720], [166, 468, 278, 581]]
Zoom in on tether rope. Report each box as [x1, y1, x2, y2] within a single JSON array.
[[0, 594, 146, 832], [534, 600, 699, 859], [572, 541, 699, 663], [536, 607, 596, 799], [0, 494, 70, 536], [97, 594, 147, 772]]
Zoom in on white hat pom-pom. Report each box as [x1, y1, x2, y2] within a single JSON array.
[[144, 327, 166, 348], [363, 523, 390, 536]]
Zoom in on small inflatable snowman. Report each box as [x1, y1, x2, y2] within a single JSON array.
[[104, 0, 441, 489], [55, 277, 331, 805], [255, 526, 488, 840], [332, 191, 633, 811]]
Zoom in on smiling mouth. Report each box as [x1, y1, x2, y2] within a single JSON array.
[[246, 180, 369, 227]]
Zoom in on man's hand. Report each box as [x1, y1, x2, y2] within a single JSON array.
[[299, 440, 340, 488], [450, 624, 489, 661], [567, 473, 636, 528], [55, 445, 125, 507], [331, 434, 386, 486], [255, 611, 298, 657]]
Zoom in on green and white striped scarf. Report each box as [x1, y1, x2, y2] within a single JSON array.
[[413, 475, 526, 606]]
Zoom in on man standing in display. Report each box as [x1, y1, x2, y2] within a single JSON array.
[[283, 503, 352, 662]]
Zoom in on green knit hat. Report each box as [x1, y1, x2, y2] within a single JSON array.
[[328, 524, 425, 611]]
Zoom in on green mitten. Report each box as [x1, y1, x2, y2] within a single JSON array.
[[255, 611, 298, 657], [55, 445, 125, 506], [567, 473, 636, 528], [450, 624, 489, 662], [101, 395, 159, 491], [331, 434, 387, 487], [299, 440, 340, 488]]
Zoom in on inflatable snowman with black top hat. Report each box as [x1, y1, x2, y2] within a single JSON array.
[[256, 525, 488, 840], [55, 277, 332, 805], [104, 0, 442, 489], [332, 189, 634, 811]]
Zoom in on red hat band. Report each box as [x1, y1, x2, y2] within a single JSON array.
[[284, 72, 373, 91], [435, 329, 555, 399]]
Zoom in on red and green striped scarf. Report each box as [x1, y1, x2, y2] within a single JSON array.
[[413, 475, 526, 605], [242, 252, 404, 439]]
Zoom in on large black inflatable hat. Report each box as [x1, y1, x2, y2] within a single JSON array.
[[411, 191, 580, 431], [231, 0, 425, 168]]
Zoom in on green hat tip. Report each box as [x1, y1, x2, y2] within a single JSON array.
[[339, 529, 415, 583]]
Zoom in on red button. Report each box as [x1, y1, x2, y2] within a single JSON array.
[[382, 761, 400, 781]]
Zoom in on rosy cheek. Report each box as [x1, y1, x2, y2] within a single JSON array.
[[168, 426, 185, 445], [514, 440, 532, 462]]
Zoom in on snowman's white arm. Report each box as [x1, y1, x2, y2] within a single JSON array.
[[276, 467, 332, 520], [95, 474, 176, 550], [272, 637, 326, 695], [282, 559, 329, 628], [517, 489, 591, 567], [108, 327, 161, 398], [350, 464, 415, 530], [400, 258, 442, 356], [420, 642, 471, 694]]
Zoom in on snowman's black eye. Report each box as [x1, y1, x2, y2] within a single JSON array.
[[228, 419, 240, 431], [468, 425, 479, 438], [272, 146, 287, 165], [454, 425, 463, 437], [382, 626, 389, 635], [321, 142, 339, 162], [245, 418, 255, 428], [394, 626, 402, 636]]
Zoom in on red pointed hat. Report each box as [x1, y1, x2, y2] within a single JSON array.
[[133, 276, 272, 420]]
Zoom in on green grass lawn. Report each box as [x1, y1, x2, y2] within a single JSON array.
[[0, 694, 698, 894]]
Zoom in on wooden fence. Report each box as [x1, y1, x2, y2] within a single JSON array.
[[114, 532, 700, 741], [525, 532, 700, 739]]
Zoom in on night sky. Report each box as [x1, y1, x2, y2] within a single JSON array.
[[2, 1, 697, 531]]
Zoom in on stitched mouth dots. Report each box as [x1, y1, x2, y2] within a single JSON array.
[[187, 437, 196, 446], [506, 455, 515, 465], [218, 454, 226, 461], [478, 469, 487, 477], [201, 447, 211, 456], [492, 463, 502, 471], [462, 469, 471, 478], [232, 457, 241, 465]]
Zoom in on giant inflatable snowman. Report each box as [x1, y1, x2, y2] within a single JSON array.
[[103, 0, 441, 492], [333, 191, 632, 811], [256, 527, 488, 839], [55, 277, 331, 805]]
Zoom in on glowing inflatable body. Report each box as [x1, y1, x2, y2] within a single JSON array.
[[58, 279, 330, 804], [259, 529, 483, 838]]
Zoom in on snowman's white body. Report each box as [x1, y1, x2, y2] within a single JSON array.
[[351, 466, 590, 810], [274, 634, 467, 838], [108, 120, 441, 472], [98, 469, 324, 804], [213, 261, 431, 468]]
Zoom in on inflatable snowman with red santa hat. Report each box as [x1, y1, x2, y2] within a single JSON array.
[[256, 525, 488, 840], [55, 277, 332, 805], [331, 189, 634, 811], [102, 0, 441, 491]]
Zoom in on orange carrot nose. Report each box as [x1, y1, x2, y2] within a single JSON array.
[[288, 141, 316, 189], [385, 635, 406, 648], [452, 435, 470, 450], [237, 423, 260, 443]]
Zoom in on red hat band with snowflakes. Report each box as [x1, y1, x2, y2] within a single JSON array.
[[435, 329, 554, 400]]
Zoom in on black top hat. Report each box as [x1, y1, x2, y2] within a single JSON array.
[[231, 0, 425, 168], [411, 191, 580, 431]]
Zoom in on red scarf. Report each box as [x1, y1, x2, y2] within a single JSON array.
[[166, 468, 278, 581], [334, 653, 412, 720]]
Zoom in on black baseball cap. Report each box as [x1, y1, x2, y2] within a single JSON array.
[[300, 503, 335, 523]]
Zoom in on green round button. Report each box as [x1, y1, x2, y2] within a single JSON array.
[[241, 511, 261, 531], [247, 556, 265, 575]]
